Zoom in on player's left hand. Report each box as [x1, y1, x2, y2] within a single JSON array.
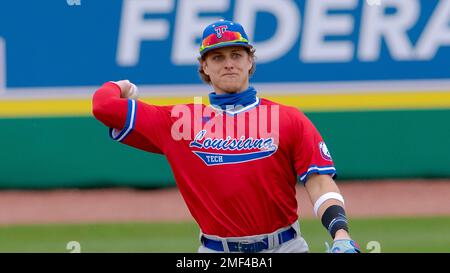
[[325, 239, 361, 253]]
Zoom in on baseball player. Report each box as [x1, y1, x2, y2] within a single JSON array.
[[92, 19, 360, 253]]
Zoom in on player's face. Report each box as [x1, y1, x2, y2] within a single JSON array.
[[202, 46, 253, 94]]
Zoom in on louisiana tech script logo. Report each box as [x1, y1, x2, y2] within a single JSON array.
[[189, 130, 278, 166], [319, 141, 332, 161]]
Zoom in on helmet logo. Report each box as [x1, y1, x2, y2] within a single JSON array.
[[214, 25, 228, 38]]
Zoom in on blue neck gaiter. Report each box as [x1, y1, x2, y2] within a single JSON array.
[[209, 86, 257, 111]]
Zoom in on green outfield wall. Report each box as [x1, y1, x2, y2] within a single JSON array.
[[1, 109, 449, 189]]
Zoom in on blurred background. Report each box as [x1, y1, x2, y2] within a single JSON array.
[[0, 0, 449, 252]]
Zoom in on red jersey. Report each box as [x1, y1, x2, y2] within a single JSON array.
[[92, 82, 336, 237]]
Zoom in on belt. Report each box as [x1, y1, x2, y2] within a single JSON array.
[[201, 226, 297, 253]]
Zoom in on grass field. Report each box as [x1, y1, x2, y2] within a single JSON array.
[[0, 216, 449, 253]]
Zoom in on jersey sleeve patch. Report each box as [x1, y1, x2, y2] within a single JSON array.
[[109, 99, 137, 142], [319, 141, 333, 161], [298, 165, 337, 184]]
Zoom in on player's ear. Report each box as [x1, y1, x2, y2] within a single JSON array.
[[246, 54, 253, 72], [202, 60, 210, 76]]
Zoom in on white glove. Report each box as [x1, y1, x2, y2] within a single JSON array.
[[126, 83, 139, 99], [112, 80, 139, 99]]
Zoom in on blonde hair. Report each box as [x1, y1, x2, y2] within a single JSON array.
[[197, 47, 256, 84]]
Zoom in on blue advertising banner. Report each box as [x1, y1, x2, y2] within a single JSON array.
[[0, 0, 449, 91]]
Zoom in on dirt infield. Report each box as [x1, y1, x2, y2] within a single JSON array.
[[0, 179, 449, 225]]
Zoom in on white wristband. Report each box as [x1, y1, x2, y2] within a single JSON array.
[[313, 192, 345, 217]]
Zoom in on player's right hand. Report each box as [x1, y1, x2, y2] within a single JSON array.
[[112, 80, 139, 99]]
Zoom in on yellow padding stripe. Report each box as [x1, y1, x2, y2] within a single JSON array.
[[265, 92, 450, 111], [0, 92, 449, 118]]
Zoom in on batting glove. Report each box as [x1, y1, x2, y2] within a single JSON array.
[[325, 239, 361, 253]]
